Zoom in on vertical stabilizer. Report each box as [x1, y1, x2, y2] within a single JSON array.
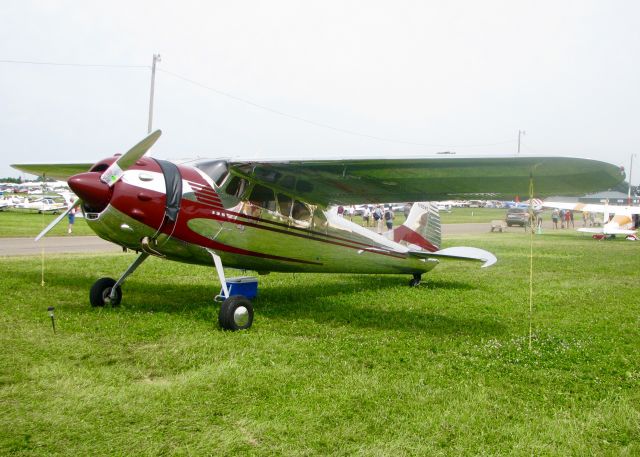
[[392, 202, 441, 252]]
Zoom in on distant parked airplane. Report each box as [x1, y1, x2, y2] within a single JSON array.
[[543, 201, 640, 236], [12, 197, 66, 214]]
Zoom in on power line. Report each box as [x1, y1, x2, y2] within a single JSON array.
[[158, 68, 515, 149], [0, 58, 148, 69], [0, 57, 516, 149]]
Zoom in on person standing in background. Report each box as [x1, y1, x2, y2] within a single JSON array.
[[384, 206, 395, 230], [67, 204, 77, 234], [362, 206, 371, 226]]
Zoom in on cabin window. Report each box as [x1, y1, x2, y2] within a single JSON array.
[[194, 160, 229, 186], [225, 176, 248, 198], [254, 167, 281, 184], [280, 175, 296, 190], [291, 200, 312, 221], [277, 193, 293, 217], [248, 184, 277, 211]]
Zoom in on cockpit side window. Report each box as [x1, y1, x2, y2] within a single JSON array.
[[277, 193, 293, 218], [248, 184, 277, 212], [291, 200, 312, 221], [225, 176, 248, 198]]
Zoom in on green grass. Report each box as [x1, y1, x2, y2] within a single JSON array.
[[1, 230, 638, 455], [440, 207, 509, 224], [0, 211, 94, 237]]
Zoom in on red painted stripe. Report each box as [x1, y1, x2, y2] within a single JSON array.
[[193, 188, 221, 200], [194, 194, 224, 207], [193, 188, 222, 199]]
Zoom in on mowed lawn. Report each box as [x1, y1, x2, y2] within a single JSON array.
[[0, 211, 94, 237], [1, 231, 639, 455]]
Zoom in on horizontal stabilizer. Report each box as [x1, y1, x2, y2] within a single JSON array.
[[578, 227, 637, 235], [543, 201, 640, 215], [410, 246, 497, 268]]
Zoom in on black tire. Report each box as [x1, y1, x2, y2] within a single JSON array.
[[409, 273, 422, 287], [90, 277, 122, 307], [218, 295, 254, 331], [506, 223, 512, 227]]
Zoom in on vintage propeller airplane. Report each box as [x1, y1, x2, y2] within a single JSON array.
[[13, 130, 624, 330], [543, 201, 640, 237]]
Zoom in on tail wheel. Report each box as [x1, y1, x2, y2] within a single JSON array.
[[219, 295, 254, 331], [90, 277, 122, 307]]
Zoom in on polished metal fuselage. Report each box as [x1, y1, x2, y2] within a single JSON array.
[[85, 166, 438, 276]]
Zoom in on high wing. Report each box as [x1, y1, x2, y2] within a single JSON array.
[[229, 156, 624, 206], [11, 163, 94, 181], [543, 201, 640, 215], [13, 155, 624, 207]]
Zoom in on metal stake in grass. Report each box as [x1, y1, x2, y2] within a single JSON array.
[[48, 306, 56, 334], [528, 174, 535, 350]]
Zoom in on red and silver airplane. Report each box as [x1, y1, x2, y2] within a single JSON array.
[[13, 131, 624, 330]]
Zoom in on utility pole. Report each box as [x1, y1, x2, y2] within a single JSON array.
[[517, 130, 526, 154], [628, 153, 635, 205], [147, 54, 161, 134]]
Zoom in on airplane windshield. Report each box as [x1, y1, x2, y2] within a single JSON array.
[[194, 160, 229, 186]]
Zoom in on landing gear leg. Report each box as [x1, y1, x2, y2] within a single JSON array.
[[409, 273, 422, 287], [89, 252, 149, 307], [207, 249, 254, 331]]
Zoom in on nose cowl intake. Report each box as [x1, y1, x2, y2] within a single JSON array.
[[68, 172, 111, 212]]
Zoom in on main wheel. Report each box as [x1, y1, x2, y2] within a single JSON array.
[[90, 277, 122, 307], [218, 295, 254, 331], [409, 273, 422, 287]]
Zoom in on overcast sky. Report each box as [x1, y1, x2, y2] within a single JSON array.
[[1, 1, 639, 183]]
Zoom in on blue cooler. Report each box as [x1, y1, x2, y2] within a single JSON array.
[[222, 276, 258, 299]]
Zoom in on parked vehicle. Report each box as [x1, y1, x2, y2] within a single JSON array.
[[506, 207, 530, 227]]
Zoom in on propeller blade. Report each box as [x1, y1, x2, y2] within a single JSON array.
[[35, 199, 80, 241], [100, 129, 162, 186]]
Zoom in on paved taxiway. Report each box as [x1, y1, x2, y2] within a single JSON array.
[[0, 222, 546, 256], [0, 236, 122, 256]]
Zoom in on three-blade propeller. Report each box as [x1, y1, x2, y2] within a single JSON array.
[[35, 130, 162, 241]]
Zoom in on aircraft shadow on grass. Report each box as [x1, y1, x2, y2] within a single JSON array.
[[33, 269, 504, 336]]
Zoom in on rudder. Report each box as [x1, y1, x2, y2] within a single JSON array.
[[393, 202, 441, 252]]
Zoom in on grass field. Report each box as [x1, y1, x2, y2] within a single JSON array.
[[0, 211, 94, 237], [1, 229, 638, 455]]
